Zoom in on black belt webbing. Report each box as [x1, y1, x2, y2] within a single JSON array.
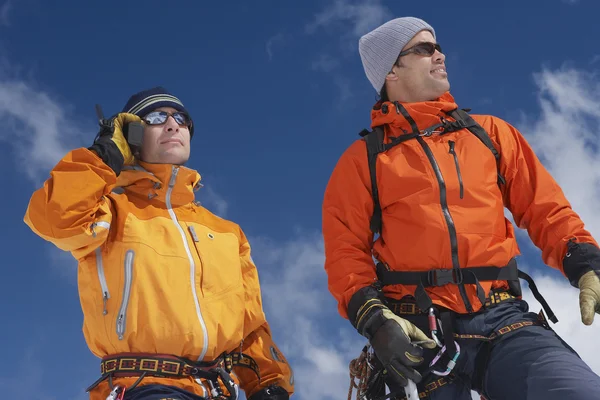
[[375, 258, 557, 324]]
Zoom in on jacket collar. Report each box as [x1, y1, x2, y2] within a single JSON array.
[[115, 161, 202, 207], [370, 92, 459, 136]]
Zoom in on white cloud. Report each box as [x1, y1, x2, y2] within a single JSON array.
[[48, 241, 79, 284], [305, 0, 391, 38], [0, 345, 53, 400], [0, 1, 11, 27], [250, 232, 366, 400], [197, 184, 229, 218], [521, 266, 600, 371], [0, 338, 88, 400], [266, 33, 285, 61], [311, 54, 340, 73], [305, 0, 390, 105], [515, 66, 600, 239], [0, 76, 88, 184]]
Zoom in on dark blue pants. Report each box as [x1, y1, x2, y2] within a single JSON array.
[[401, 299, 600, 400], [122, 384, 208, 400]]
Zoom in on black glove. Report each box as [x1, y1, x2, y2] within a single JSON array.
[[563, 240, 600, 325], [348, 286, 436, 387], [247, 385, 289, 400]]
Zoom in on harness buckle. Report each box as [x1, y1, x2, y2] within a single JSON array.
[[427, 269, 463, 286]]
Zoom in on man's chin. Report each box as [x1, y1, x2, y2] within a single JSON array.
[[151, 152, 190, 165]]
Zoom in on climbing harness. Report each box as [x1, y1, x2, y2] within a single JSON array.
[[347, 291, 552, 400], [85, 351, 259, 400]]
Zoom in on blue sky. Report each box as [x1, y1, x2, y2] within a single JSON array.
[[2, 0, 600, 399]]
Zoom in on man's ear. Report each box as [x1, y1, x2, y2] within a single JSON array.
[[385, 69, 399, 83]]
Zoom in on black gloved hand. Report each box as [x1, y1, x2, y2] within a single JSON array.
[[348, 286, 436, 388], [248, 385, 289, 400], [370, 309, 436, 387], [88, 112, 142, 175]]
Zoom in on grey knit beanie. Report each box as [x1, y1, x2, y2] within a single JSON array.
[[359, 17, 436, 94]]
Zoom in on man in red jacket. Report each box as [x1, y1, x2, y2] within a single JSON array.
[[322, 16, 600, 399]]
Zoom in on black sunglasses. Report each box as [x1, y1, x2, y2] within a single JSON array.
[[398, 42, 442, 58], [143, 111, 192, 127]]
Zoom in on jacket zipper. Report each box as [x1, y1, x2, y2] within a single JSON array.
[[417, 136, 473, 313], [448, 141, 464, 199], [91, 221, 111, 315], [116, 249, 134, 340], [166, 166, 209, 361], [187, 225, 206, 283], [95, 248, 110, 315]]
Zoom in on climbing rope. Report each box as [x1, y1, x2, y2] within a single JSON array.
[[348, 345, 374, 400]]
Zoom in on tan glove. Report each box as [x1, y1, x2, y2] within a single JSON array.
[[579, 270, 600, 325]]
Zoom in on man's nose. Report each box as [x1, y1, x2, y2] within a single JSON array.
[[165, 116, 180, 131]]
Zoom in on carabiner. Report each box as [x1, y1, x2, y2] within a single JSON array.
[[428, 308, 443, 348], [105, 386, 124, 400], [429, 341, 461, 376]]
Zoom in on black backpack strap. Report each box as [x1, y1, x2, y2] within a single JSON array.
[[448, 109, 506, 185], [362, 126, 386, 235]]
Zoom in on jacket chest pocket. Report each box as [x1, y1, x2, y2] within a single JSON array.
[[187, 224, 243, 298]]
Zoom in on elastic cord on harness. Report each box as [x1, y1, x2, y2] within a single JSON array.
[[518, 269, 558, 323]]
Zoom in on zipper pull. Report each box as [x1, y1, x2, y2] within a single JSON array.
[[448, 141, 464, 199], [103, 292, 108, 315], [188, 226, 199, 242], [169, 166, 179, 188], [117, 315, 124, 340]]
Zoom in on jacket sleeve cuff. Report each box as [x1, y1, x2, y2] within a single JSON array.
[[88, 138, 125, 176], [347, 285, 388, 339], [563, 240, 600, 288], [247, 385, 289, 400]]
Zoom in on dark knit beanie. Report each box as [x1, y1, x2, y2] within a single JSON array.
[[121, 86, 194, 137]]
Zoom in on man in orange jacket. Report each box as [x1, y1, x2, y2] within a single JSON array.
[[24, 87, 294, 400], [322, 17, 600, 399]]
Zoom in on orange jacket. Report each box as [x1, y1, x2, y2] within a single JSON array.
[[24, 148, 294, 399], [322, 92, 598, 318]]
